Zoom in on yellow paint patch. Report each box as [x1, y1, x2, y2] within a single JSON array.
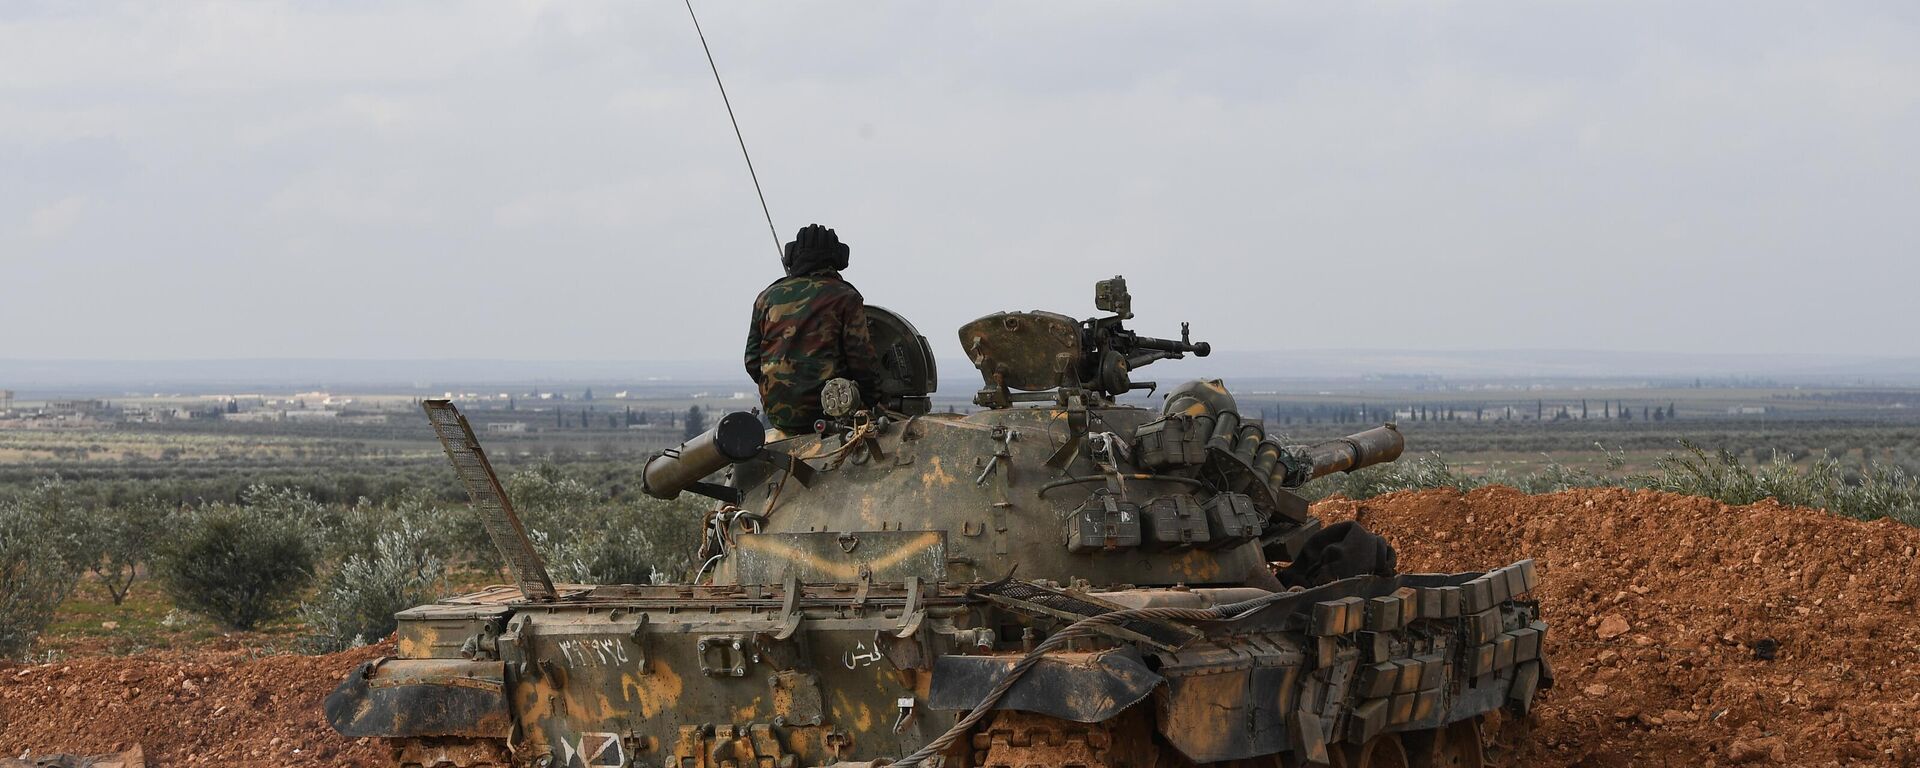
[[735, 531, 942, 581], [1174, 549, 1224, 582], [920, 456, 956, 489], [734, 695, 767, 722], [833, 689, 876, 734], [621, 659, 685, 719]]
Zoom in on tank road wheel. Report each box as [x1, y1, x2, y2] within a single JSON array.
[[1335, 734, 1410, 768], [1406, 719, 1486, 768], [972, 710, 1161, 768], [390, 737, 513, 768]]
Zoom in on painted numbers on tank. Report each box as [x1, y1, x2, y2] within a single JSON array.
[[556, 637, 631, 669]]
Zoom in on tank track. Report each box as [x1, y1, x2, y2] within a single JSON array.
[[973, 710, 1161, 768], [973, 710, 1486, 768], [389, 737, 511, 768]]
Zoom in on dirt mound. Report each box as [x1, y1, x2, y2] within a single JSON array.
[[0, 643, 390, 766], [1317, 487, 1920, 767]]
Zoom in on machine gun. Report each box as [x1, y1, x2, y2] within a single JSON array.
[[1079, 275, 1210, 397], [962, 275, 1209, 407]]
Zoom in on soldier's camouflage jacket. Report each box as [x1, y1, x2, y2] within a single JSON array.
[[745, 270, 882, 432]]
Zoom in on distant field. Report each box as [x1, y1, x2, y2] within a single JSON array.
[[1231, 384, 1920, 478], [3, 382, 1916, 503]]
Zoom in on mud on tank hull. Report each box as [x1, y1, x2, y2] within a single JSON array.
[[326, 562, 1548, 768]]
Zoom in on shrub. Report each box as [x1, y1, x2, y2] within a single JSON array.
[[1298, 454, 1485, 501], [315, 493, 460, 566], [0, 480, 94, 658], [506, 466, 704, 585], [157, 505, 317, 630], [301, 522, 446, 652], [1639, 443, 1920, 525], [543, 496, 704, 585], [86, 498, 173, 605]]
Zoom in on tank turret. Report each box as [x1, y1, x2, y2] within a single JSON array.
[[328, 275, 1550, 768]]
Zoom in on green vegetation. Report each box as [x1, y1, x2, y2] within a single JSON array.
[[1641, 444, 1919, 525], [0, 458, 705, 658], [300, 521, 445, 652], [1302, 443, 1920, 526], [0, 480, 95, 657], [156, 496, 320, 631]]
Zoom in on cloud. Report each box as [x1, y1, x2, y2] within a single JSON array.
[[0, 1, 1916, 361], [28, 195, 84, 240]]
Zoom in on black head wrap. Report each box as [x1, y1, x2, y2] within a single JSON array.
[[782, 223, 850, 276]]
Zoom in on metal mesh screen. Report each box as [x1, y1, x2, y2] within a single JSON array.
[[424, 400, 557, 602]]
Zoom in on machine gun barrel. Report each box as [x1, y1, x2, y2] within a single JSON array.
[[1129, 334, 1211, 356], [642, 411, 765, 500], [1303, 423, 1404, 482]]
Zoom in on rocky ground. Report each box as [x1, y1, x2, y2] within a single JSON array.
[[1319, 487, 1920, 767], [2, 487, 1915, 767]]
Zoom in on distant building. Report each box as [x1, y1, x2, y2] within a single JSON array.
[[486, 422, 529, 434], [47, 399, 107, 417], [120, 405, 172, 424], [1727, 406, 1769, 415]]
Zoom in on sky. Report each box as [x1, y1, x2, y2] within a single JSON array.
[[2, 1, 1917, 365]]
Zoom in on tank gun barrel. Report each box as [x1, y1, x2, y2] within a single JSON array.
[[642, 411, 765, 500], [1302, 423, 1404, 482]]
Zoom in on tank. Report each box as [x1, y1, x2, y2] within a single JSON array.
[[326, 276, 1549, 768]]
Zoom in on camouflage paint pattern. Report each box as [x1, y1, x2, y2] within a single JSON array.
[[744, 271, 883, 432]]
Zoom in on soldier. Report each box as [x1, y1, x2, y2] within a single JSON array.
[[745, 224, 883, 434]]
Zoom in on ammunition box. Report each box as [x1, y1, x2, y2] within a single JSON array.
[[1134, 414, 1206, 469], [1201, 492, 1263, 546], [1141, 494, 1211, 549], [1065, 495, 1143, 553]]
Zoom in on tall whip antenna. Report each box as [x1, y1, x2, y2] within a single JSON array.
[[683, 0, 783, 258]]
